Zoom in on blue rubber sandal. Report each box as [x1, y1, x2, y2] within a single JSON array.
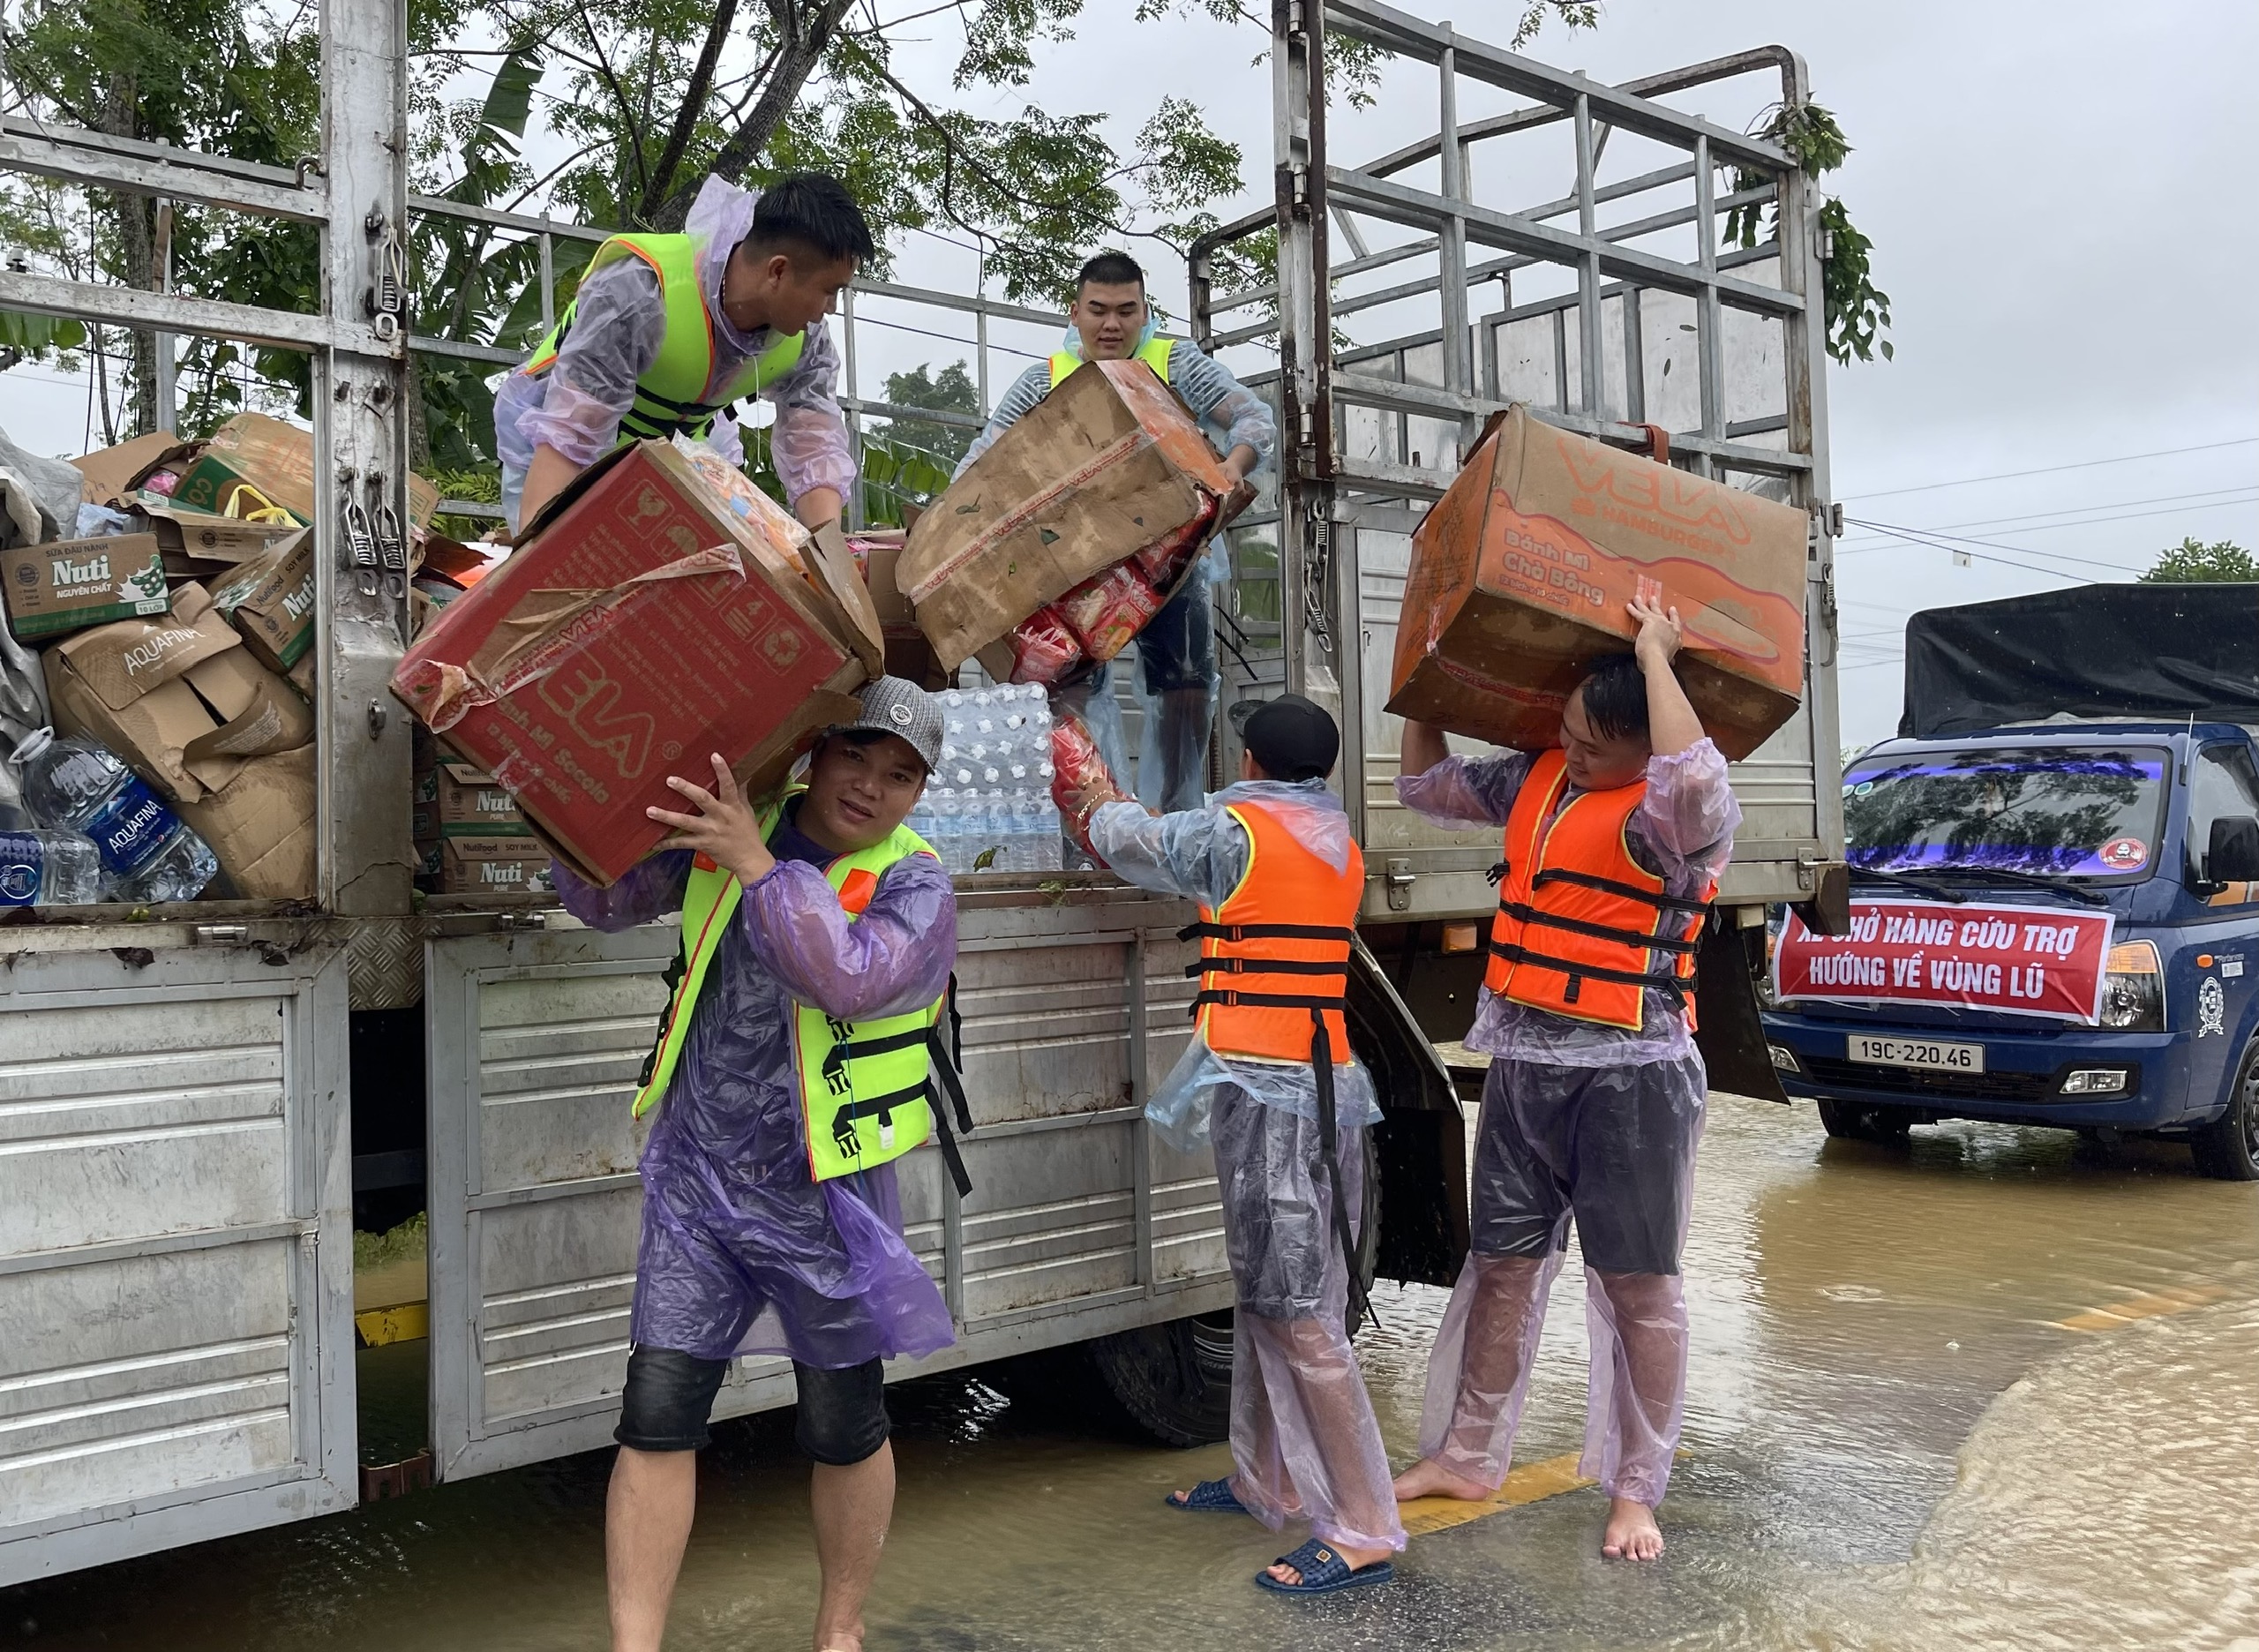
[[1255, 1537, 1396, 1595], [1165, 1476, 1248, 1513]]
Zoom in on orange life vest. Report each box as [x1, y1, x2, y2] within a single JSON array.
[[1183, 800, 1363, 1064], [1484, 748, 1712, 1032]]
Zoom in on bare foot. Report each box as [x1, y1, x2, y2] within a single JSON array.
[[1601, 1496, 1664, 1561], [1265, 1539, 1394, 1587], [1392, 1456, 1494, 1502]]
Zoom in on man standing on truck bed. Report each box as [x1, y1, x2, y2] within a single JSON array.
[[1391, 598, 1739, 1563], [957, 250, 1274, 813], [495, 171, 873, 535], [1067, 695, 1405, 1596], [551, 679, 959, 1652]]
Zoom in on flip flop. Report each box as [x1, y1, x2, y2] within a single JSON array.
[[1165, 1476, 1248, 1513], [1254, 1537, 1395, 1595]]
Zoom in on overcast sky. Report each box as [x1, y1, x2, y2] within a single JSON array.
[[6, 0, 2253, 751], [914, 0, 2259, 750]]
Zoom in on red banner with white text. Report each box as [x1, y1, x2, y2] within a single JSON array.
[[1773, 899, 2116, 1022]]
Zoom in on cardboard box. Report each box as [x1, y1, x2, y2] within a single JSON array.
[[391, 439, 880, 885], [134, 499, 301, 577], [414, 761, 528, 837], [851, 531, 914, 627], [1385, 405, 1810, 762], [177, 745, 317, 900], [172, 412, 441, 529], [3, 534, 169, 639], [71, 432, 184, 505], [898, 358, 1230, 669], [209, 528, 315, 672], [44, 582, 316, 802], [439, 835, 552, 895]]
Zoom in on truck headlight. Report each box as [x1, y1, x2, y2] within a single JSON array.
[[2098, 941, 2164, 1032], [2060, 1067, 2133, 1095], [1768, 1043, 1801, 1073]]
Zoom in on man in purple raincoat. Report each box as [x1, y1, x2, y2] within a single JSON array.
[[554, 678, 955, 1652]]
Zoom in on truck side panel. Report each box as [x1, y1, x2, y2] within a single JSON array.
[[0, 939, 355, 1586], [422, 897, 1233, 1483]]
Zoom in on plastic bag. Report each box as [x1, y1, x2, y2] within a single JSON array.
[[1130, 495, 1220, 583], [672, 434, 809, 573], [1006, 604, 1084, 686], [1050, 710, 1130, 858], [1055, 562, 1167, 663]]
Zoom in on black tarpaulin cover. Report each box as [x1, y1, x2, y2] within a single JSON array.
[[1900, 582, 2259, 738]]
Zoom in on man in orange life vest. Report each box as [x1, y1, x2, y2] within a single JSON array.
[[1069, 695, 1405, 1596], [1391, 596, 1740, 1563]]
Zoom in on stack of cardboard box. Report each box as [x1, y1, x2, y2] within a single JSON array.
[[410, 725, 550, 895], [0, 421, 449, 905]]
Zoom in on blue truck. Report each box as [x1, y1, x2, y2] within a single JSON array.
[[1761, 583, 2259, 1179]]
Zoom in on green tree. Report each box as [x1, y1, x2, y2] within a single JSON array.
[[879, 362, 979, 469], [2140, 537, 2259, 582], [0, 0, 321, 438]]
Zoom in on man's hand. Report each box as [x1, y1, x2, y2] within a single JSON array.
[[1219, 445, 1259, 523], [649, 754, 777, 887], [1629, 594, 1684, 673]]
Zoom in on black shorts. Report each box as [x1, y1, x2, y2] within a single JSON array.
[[1133, 563, 1217, 694], [615, 1345, 890, 1465], [1468, 1054, 1706, 1276]]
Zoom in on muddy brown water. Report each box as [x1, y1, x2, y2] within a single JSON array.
[[10, 1095, 2259, 1650]]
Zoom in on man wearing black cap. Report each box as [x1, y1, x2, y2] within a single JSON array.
[[1067, 695, 1404, 1596]]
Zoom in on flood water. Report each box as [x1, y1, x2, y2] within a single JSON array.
[[10, 1093, 2259, 1650]]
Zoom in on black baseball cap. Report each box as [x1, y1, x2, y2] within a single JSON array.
[[1242, 694, 1340, 782]]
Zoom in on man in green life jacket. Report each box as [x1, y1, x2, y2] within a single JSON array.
[[550, 678, 959, 1652], [496, 171, 875, 536], [957, 251, 1278, 813]]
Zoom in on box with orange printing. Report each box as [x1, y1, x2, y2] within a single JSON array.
[[897, 357, 1230, 669], [1385, 405, 1809, 761]]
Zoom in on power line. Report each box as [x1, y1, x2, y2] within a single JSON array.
[[1839, 493, 2259, 565], [1845, 500, 2259, 576], [1835, 484, 2259, 547], [1839, 437, 2259, 503], [1846, 519, 2097, 585]]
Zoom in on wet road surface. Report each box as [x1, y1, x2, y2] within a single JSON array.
[[9, 1093, 2259, 1650]]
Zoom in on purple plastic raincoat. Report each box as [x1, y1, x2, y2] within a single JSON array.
[[1397, 740, 1738, 1506], [555, 824, 957, 1368]]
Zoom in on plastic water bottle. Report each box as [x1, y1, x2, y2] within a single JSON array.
[[1034, 798, 1064, 871], [0, 830, 105, 906], [11, 729, 219, 902], [922, 789, 957, 874]]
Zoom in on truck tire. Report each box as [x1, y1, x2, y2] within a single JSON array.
[[1085, 1130, 1383, 1447], [2190, 1039, 2259, 1181], [1815, 1097, 1915, 1143]]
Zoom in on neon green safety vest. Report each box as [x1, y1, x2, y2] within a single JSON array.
[[630, 797, 971, 1192], [1049, 334, 1174, 390], [521, 231, 807, 447]]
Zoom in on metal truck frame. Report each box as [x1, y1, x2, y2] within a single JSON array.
[[0, 0, 1839, 1585]]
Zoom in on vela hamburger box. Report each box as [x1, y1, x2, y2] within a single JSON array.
[[390, 439, 882, 887], [2, 533, 169, 640], [897, 357, 1232, 669], [1385, 404, 1811, 762]]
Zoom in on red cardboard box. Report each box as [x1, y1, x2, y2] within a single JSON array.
[[389, 440, 877, 885]]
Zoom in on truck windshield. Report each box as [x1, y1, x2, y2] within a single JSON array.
[[1842, 747, 2170, 881]]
